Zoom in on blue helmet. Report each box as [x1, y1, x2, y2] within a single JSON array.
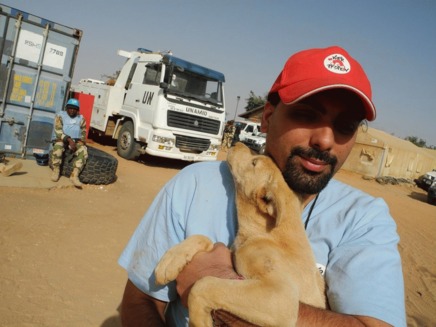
[[66, 98, 80, 110]]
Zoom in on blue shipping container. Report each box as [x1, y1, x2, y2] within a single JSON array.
[[0, 4, 82, 158]]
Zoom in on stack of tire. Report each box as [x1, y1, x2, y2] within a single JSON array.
[[49, 146, 118, 185]]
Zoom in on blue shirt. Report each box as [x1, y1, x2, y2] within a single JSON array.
[[119, 161, 406, 327], [58, 111, 84, 139]]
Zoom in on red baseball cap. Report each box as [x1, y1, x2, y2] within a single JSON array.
[[269, 46, 376, 121]]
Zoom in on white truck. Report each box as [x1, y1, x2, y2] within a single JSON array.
[[72, 48, 226, 161], [234, 120, 261, 143], [242, 132, 267, 155]]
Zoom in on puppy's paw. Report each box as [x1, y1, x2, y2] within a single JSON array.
[[155, 235, 213, 285], [155, 252, 183, 285]]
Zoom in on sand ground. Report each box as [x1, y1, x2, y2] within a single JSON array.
[[0, 142, 435, 327]]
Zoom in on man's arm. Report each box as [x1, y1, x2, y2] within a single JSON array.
[[211, 304, 391, 327], [120, 279, 167, 327], [79, 116, 87, 143], [296, 303, 391, 327], [53, 115, 66, 141], [176, 244, 392, 327]]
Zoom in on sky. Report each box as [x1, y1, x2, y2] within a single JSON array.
[[3, 0, 436, 146]]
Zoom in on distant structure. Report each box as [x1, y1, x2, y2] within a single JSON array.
[[240, 106, 436, 179]]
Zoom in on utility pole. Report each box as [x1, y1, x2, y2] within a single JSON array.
[[233, 96, 240, 121]]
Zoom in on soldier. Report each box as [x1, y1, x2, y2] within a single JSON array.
[[232, 122, 241, 146], [50, 98, 88, 188], [222, 121, 235, 149]]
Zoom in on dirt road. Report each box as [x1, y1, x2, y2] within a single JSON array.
[[1, 143, 434, 326]]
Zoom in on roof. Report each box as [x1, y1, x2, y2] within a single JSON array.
[[238, 105, 264, 121]]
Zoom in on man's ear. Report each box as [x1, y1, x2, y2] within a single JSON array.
[[260, 102, 274, 133]]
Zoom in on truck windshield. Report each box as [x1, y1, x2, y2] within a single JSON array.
[[166, 68, 223, 106]]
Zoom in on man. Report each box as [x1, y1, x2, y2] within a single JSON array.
[[119, 46, 406, 326], [50, 98, 88, 187], [222, 121, 236, 150], [232, 122, 241, 146]]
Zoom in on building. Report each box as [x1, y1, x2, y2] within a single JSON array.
[[343, 126, 436, 179]]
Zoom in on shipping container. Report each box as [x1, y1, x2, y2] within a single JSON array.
[[0, 4, 82, 159]]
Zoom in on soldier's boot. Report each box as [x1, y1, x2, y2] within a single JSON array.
[[70, 168, 83, 188], [51, 166, 60, 182], [1, 161, 23, 177]]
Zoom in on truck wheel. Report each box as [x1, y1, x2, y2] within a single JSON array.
[[117, 121, 141, 160], [49, 146, 118, 185]]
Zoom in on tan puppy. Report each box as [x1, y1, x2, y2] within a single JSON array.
[[155, 142, 326, 326]]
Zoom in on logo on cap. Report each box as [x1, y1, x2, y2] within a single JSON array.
[[324, 54, 351, 74]]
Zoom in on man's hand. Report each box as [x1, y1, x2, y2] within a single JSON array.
[[68, 138, 77, 152], [175, 242, 240, 307], [175, 243, 256, 326]]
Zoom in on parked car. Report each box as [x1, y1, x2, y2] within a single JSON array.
[[428, 182, 436, 206], [242, 133, 267, 154], [234, 120, 261, 143], [415, 170, 436, 191]]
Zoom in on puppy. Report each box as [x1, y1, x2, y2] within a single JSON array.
[[155, 142, 326, 326]]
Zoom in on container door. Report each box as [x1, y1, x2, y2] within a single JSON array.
[[0, 5, 81, 158]]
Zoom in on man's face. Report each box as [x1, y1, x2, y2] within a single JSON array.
[[261, 90, 364, 196], [66, 107, 79, 118]]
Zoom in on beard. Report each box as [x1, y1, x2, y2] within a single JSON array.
[[283, 146, 338, 195]]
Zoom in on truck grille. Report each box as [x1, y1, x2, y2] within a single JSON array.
[[167, 111, 220, 135], [174, 134, 211, 153]]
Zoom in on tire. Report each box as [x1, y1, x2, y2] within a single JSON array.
[[117, 121, 141, 160], [49, 146, 118, 185]]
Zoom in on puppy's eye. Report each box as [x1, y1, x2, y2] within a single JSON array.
[[252, 158, 258, 167]]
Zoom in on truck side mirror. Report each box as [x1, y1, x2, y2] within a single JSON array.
[[160, 82, 169, 90]]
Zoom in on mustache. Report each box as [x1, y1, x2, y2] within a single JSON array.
[[289, 146, 338, 167]]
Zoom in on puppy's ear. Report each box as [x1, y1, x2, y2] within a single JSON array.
[[256, 187, 277, 219]]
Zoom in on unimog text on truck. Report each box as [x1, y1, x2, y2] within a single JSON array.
[[73, 48, 226, 162]]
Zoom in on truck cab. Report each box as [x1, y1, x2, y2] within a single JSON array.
[[73, 48, 226, 162]]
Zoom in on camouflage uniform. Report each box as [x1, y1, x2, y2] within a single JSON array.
[[222, 124, 235, 149], [51, 112, 88, 173]]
